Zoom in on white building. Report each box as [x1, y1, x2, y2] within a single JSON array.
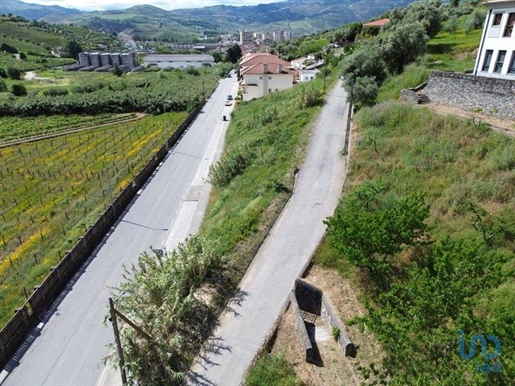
[[143, 54, 214, 69], [298, 69, 319, 82], [241, 62, 294, 101], [473, 0, 515, 78]]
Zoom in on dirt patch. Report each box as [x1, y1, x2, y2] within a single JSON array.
[[424, 103, 515, 137], [271, 265, 386, 386]]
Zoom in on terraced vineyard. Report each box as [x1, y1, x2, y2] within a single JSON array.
[[0, 113, 139, 143], [0, 111, 187, 327]]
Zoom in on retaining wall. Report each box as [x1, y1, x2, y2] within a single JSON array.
[[426, 70, 515, 119], [0, 101, 205, 369]]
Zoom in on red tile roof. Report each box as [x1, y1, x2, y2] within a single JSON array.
[[363, 18, 390, 27], [240, 63, 293, 75], [240, 53, 291, 67]]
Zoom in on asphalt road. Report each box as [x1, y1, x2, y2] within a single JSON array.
[[0, 74, 238, 386], [187, 81, 349, 386]]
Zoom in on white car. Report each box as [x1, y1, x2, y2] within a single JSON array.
[[225, 100, 232, 106]]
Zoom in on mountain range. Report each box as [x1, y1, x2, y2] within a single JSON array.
[[0, 0, 417, 37]]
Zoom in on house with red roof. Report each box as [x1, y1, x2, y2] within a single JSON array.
[[239, 53, 294, 101]]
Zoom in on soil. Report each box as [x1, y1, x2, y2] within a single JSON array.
[[422, 103, 515, 137], [270, 265, 386, 386]]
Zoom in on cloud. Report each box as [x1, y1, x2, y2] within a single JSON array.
[[24, 0, 285, 11]]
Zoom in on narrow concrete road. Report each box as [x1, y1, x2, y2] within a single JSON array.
[[188, 81, 349, 386]]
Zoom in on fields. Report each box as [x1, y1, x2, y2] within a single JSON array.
[[0, 111, 187, 327]]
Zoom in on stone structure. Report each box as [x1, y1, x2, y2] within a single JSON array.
[[426, 70, 515, 119]]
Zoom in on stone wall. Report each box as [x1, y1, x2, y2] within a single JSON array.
[[426, 71, 515, 119]]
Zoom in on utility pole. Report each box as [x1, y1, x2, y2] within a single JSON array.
[[343, 79, 354, 156], [109, 298, 128, 385]]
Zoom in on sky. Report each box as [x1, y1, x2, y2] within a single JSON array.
[[23, 0, 286, 12]]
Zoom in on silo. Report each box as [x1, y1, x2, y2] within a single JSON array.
[[100, 53, 111, 66], [78, 52, 90, 67], [120, 53, 135, 70], [110, 53, 121, 66], [89, 52, 100, 68]]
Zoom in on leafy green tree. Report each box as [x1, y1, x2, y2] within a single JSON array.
[[343, 22, 363, 41], [209, 50, 223, 63], [401, 0, 444, 38], [225, 43, 242, 64], [12, 84, 27, 96], [7, 66, 21, 80], [340, 45, 387, 84], [61, 39, 83, 60], [376, 22, 428, 74], [112, 63, 123, 77], [19, 52, 27, 60], [324, 182, 430, 290], [0, 68, 7, 78], [0, 79, 7, 92], [349, 76, 379, 108]]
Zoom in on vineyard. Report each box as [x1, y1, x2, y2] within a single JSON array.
[[0, 113, 138, 143], [0, 111, 188, 328]]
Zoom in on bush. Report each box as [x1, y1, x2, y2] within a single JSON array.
[[7, 66, 21, 80], [0, 68, 6, 78], [0, 79, 7, 92], [464, 8, 487, 33], [43, 88, 69, 97], [208, 143, 253, 187], [12, 84, 27, 96]]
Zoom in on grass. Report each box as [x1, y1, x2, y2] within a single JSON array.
[[200, 72, 336, 286], [245, 353, 304, 386], [0, 111, 187, 328], [377, 20, 482, 102]]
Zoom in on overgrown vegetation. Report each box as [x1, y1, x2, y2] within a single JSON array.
[[322, 102, 514, 385], [340, 0, 484, 108], [109, 66, 339, 384], [246, 353, 304, 386]]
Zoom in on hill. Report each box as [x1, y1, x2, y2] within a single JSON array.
[[0, 0, 81, 21], [1, 0, 420, 38]]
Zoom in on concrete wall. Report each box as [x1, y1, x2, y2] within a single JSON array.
[[0, 101, 206, 368], [242, 73, 294, 101], [426, 70, 515, 119], [290, 293, 313, 363]]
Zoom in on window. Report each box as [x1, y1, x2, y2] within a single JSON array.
[[482, 50, 493, 71], [508, 52, 515, 73], [503, 13, 515, 37], [494, 50, 507, 73], [493, 13, 503, 26]]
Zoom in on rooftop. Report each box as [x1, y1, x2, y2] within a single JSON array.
[[363, 18, 390, 27]]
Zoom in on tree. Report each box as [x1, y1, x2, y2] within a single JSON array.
[[324, 182, 430, 290], [401, 0, 444, 38], [350, 76, 379, 108], [61, 39, 83, 60], [210, 50, 223, 63], [12, 84, 27, 96], [112, 63, 123, 77], [343, 22, 363, 42], [0, 79, 7, 92], [225, 43, 242, 64], [340, 45, 387, 84], [7, 66, 21, 80], [376, 22, 428, 74], [0, 67, 7, 78]]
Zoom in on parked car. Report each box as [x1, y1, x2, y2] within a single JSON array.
[[225, 100, 232, 106], [227, 95, 233, 100]]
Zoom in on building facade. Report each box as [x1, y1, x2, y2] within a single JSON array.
[[143, 54, 214, 69], [241, 60, 294, 101], [473, 0, 515, 78]]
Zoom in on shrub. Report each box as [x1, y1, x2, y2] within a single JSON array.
[[43, 88, 69, 97], [7, 66, 21, 80], [0, 79, 7, 92], [297, 85, 321, 109], [208, 143, 253, 187], [0, 68, 6, 78], [12, 84, 27, 96]]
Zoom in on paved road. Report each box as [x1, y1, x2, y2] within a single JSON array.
[[188, 82, 349, 386], [0, 74, 238, 386]]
